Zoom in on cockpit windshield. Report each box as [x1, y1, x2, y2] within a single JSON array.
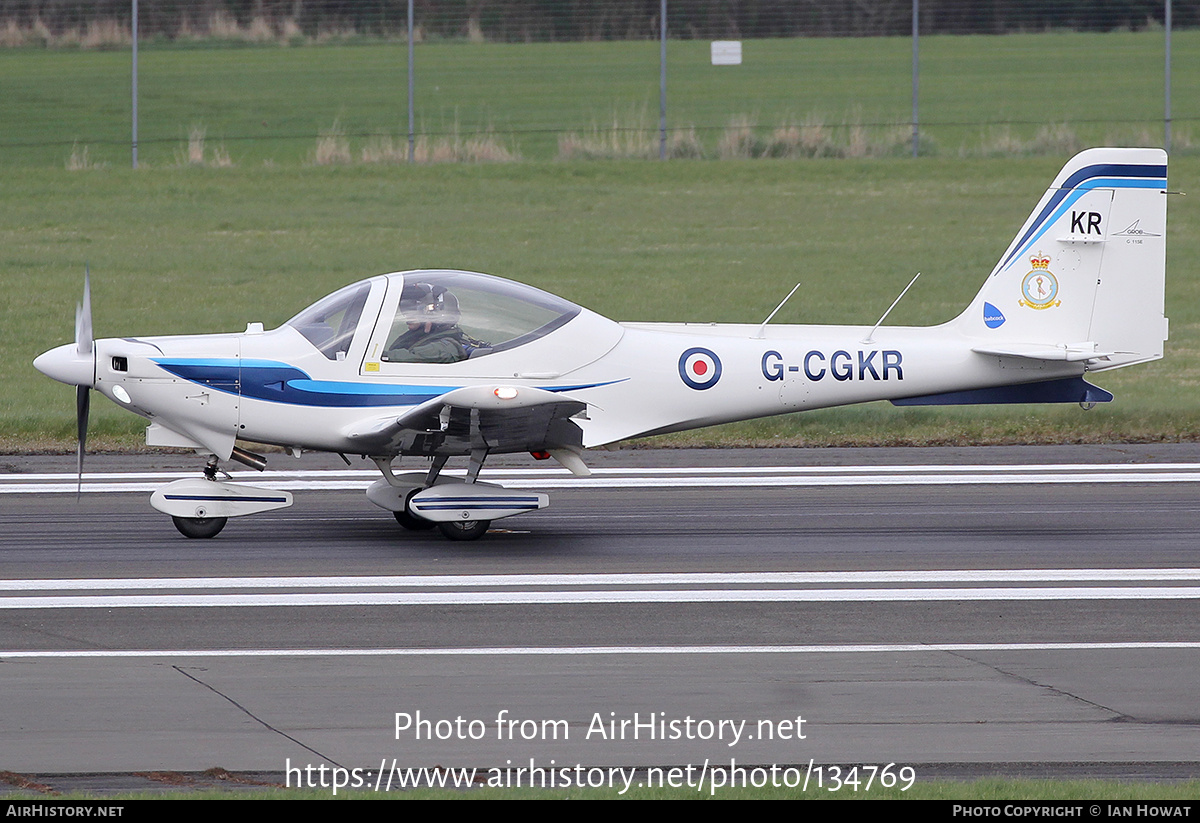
[[381, 271, 581, 362], [285, 281, 371, 360]]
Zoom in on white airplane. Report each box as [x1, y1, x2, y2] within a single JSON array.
[[34, 147, 1168, 540]]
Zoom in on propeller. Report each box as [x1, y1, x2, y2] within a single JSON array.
[[33, 266, 99, 498], [74, 267, 93, 496]]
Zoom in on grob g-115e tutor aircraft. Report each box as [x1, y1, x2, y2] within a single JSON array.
[[34, 148, 1169, 540]]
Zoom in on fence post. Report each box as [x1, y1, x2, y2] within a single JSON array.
[[408, 0, 415, 163], [911, 0, 919, 158], [131, 0, 138, 168], [1165, 0, 1172, 154], [659, 0, 667, 160]]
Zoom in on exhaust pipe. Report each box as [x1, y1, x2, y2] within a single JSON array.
[[230, 446, 268, 472]]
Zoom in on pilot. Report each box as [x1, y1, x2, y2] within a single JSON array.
[[384, 282, 470, 364]]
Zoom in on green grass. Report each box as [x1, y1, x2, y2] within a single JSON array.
[[3, 32, 1197, 451], [3, 155, 1199, 451], [0, 32, 1195, 167]]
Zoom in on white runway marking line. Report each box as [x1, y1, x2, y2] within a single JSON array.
[[5, 463, 1200, 494], [3, 641, 1200, 660], [7, 588, 1200, 608], [10, 463, 1200, 481], [5, 568, 1200, 590], [3, 569, 1200, 609]]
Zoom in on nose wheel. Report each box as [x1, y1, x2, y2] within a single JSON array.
[[171, 515, 228, 539]]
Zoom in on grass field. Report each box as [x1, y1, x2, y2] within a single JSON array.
[[4, 154, 1198, 451], [2, 32, 1196, 451], [0, 31, 1195, 167]]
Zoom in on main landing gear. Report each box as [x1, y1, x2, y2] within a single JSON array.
[[436, 518, 492, 541], [368, 451, 547, 542], [393, 488, 436, 532]]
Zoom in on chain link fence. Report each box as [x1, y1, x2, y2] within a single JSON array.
[[0, 1, 1194, 166], [3, 1, 1196, 41]]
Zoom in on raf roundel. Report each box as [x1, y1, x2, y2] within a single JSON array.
[[679, 347, 722, 390]]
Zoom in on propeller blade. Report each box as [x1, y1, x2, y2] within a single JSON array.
[[74, 267, 93, 498], [75, 265, 93, 357], [76, 384, 90, 498]]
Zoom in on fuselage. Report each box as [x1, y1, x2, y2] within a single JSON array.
[[44, 268, 1083, 460]]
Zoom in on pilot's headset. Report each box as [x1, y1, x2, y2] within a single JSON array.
[[401, 282, 461, 329]]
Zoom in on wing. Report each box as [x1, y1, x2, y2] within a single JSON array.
[[341, 385, 589, 464]]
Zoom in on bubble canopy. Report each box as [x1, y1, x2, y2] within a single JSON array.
[[286, 270, 585, 361]]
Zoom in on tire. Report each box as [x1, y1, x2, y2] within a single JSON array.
[[437, 519, 491, 541], [394, 488, 437, 531], [171, 515, 228, 539]]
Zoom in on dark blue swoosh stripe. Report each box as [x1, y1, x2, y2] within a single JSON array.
[[153, 359, 622, 409], [153, 359, 452, 407]]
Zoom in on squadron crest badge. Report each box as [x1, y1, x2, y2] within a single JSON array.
[[1019, 253, 1061, 310]]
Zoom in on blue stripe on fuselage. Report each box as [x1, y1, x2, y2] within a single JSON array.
[[151, 358, 623, 408], [153, 358, 451, 407]]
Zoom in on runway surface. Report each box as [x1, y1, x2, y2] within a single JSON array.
[[2, 444, 1199, 792]]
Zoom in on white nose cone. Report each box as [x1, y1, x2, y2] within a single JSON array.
[[34, 343, 95, 388]]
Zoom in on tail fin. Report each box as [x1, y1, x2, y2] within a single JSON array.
[[958, 147, 1168, 371]]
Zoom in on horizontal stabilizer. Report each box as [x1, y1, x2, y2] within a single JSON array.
[[892, 376, 1113, 406], [971, 343, 1115, 363]]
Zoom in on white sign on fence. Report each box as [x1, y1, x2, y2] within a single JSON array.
[[711, 41, 742, 66]]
